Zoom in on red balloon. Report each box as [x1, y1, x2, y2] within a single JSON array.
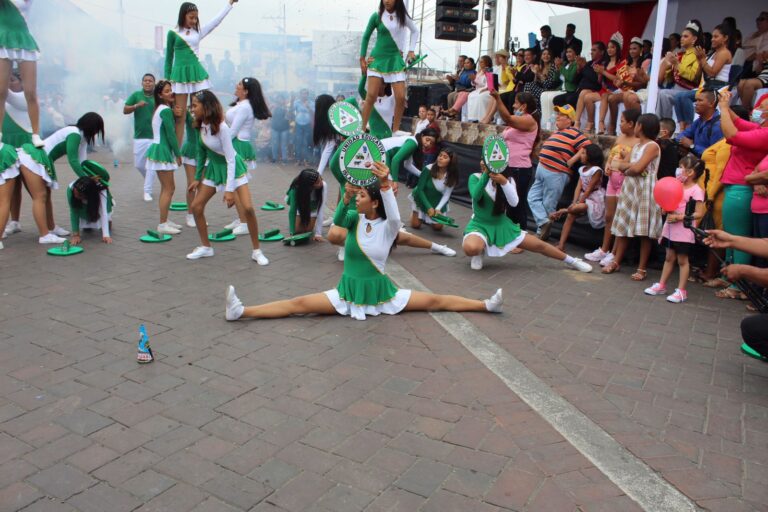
[[653, 177, 684, 212]]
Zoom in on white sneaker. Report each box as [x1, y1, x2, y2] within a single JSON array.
[[167, 220, 183, 230], [566, 257, 593, 273], [470, 255, 483, 270], [51, 225, 70, 237], [431, 244, 456, 257], [584, 247, 607, 262], [233, 224, 250, 236], [322, 217, 333, 227], [186, 245, 214, 260], [143, 193, 153, 202], [31, 134, 44, 148], [186, 214, 196, 228], [3, 220, 21, 236], [337, 247, 345, 262], [39, 233, 65, 244], [251, 249, 269, 265], [157, 223, 181, 235], [225, 285, 244, 321], [485, 288, 504, 313], [599, 252, 615, 267], [224, 219, 241, 230]]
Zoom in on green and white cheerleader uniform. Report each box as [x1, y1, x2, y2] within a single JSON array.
[[0, 142, 20, 186], [145, 105, 180, 172], [286, 181, 327, 237], [382, 134, 419, 181], [356, 75, 393, 139], [180, 111, 199, 167], [0, 1, 39, 62], [164, 3, 233, 94], [464, 172, 526, 257], [225, 99, 257, 171], [360, 10, 419, 83], [124, 89, 155, 193], [409, 164, 454, 224], [195, 122, 247, 192], [327, 186, 411, 320], [2, 90, 32, 148], [17, 126, 89, 189], [67, 180, 113, 237]]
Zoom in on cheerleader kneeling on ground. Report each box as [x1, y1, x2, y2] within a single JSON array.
[[286, 168, 326, 241], [226, 162, 503, 321], [186, 90, 268, 265], [67, 176, 113, 246], [409, 147, 458, 230], [463, 162, 594, 272], [16, 112, 105, 244]]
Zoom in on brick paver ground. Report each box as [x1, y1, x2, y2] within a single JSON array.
[[0, 156, 765, 511]]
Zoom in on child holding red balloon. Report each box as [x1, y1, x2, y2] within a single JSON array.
[[644, 155, 708, 303]]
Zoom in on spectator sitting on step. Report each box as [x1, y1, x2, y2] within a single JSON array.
[[737, 11, 768, 108], [446, 57, 475, 112]]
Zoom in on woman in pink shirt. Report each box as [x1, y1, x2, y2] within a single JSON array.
[[491, 90, 539, 235], [716, 91, 768, 298]]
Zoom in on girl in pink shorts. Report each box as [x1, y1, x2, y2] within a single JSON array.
[[584, 108, 641, 266]]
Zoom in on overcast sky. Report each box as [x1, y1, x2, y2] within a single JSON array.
[[68, 0, 581, 69]]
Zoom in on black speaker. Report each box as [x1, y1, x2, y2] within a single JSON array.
[[406, 85, 429, 117], [435, 0, 478, 42]]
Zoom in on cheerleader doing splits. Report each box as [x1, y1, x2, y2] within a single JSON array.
[[17, 112, 104, 244], [463, 162, 594, 272], [187, 90, 268, 265], [359, 0, 419, 134], [166, 0, 237, 145], [0, 142, 21, 249], [145, 80, 182, 235], [67, 176, 113, 246], [0, 0, 43, 147], [409, 148, 458, 230], [226, 162, 503, 321], [224, 77, 271, 235]]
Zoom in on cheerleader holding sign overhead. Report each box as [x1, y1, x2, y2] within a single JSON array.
[[360, 0, 420, 134], [165, 0, 237, 145], [226, 162, 503, 322]]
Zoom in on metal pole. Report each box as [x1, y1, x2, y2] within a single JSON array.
[[504, 0, 513, 50], [478, 0, 485, 58], [418, 0, 425, 80], [486, 0, 497, 55], [645, 0, 668, 114]]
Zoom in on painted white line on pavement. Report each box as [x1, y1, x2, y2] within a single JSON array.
[[387, 260, 697, 512]]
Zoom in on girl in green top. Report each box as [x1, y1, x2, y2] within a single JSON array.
[[67, 176, 113, 246], [0, 0, 44, 148], [17, 112, 104, 244], [359, 0, 420, 135], [409, 148, 458, 230], [225, 162, 504, 321], [166, 0, 238, 146], [145, 80, 182, 235], [462, 162, 594, 273], [2, 70, 32, 238], [286, 169, 326, 240]]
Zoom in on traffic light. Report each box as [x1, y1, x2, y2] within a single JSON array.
[[435, 0, 479, 42]]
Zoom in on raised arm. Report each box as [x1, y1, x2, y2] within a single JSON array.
[[200, 2, 234, 39], [469, 171, 490, 200], [333, 183, 359, 229], [499, 176, 519, 207]]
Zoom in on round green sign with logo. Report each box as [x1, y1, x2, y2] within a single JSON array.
[[328, 101, 363, 137], [338, 134, 386, 187], [482, 135, 509, 174]]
